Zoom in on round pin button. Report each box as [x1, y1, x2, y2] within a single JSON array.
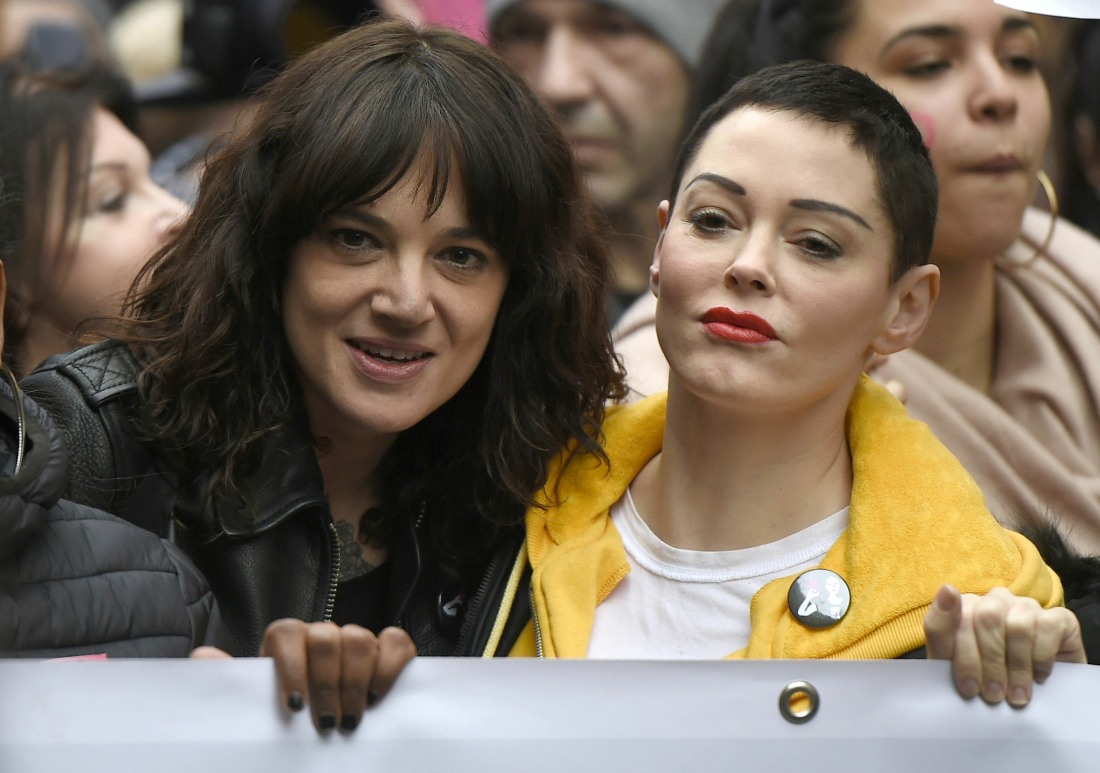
[[787, 569, 851, 628]]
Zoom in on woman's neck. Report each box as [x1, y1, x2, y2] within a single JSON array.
[[912, 257, 998, 393], [17, 317, 77, 376], [314, 430, 394, 520], [312, 421, 398, 566], [630, 381, 853, 552]]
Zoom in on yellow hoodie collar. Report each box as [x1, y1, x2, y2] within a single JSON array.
[[526, 377, 1061, 660]]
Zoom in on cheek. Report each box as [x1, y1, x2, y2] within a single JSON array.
[[1025, 88, 1052, 153], [909, 111, 937, 150]]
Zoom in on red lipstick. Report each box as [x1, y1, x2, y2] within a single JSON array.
[[702, 307, 777, 344]]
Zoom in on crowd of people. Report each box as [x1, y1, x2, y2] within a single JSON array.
[[1, 0, 1098, 738]]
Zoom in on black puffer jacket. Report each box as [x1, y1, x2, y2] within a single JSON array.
[[22, 341, 529, 657], [0, 374, 229, 657]]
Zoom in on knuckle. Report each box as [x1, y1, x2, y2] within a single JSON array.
[[306, 622, 342, 652], [379, 626, 417, 658]]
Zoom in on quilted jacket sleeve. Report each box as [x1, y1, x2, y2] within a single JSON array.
[[0, 378, 232, 657]]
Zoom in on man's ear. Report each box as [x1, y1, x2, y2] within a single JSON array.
[[870, 263, 939, 356], [651, 200, 671, 297]]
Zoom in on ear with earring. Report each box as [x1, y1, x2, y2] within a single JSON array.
[[997, 169, 1059, 269]]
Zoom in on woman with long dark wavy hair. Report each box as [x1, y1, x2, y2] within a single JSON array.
[[22, 17, 624, 685]]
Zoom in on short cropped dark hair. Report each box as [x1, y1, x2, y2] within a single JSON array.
[[670, 60, 937, 281]]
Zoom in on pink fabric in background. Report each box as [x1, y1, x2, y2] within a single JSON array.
[[417, 0, 488, 42]]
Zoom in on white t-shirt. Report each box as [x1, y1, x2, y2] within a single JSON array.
[[586, 488, 848, 659]]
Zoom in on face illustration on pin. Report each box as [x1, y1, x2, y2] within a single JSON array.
[[788, 569, 851, 628]]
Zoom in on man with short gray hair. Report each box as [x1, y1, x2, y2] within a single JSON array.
[[488, 0, 726, 323]]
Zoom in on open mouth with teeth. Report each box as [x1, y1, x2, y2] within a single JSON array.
[[354, 343, 432, 363]]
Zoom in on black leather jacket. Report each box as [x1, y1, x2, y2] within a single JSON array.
[[22, 341, 529, 657]]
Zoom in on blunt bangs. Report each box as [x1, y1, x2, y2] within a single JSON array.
[[249, 23, 572, 278]]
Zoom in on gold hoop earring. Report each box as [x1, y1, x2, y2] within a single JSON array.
[[997, 169, 1059, 270]]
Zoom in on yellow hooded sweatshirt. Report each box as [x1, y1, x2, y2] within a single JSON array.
[[497, 376, 1062, 659]]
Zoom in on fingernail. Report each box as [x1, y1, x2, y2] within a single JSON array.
[[319, 713, 337, 731], [287, 692, 304, 711], [984, 682, 1005, 703], [959, 678, 979, 698], [367, 688, 379, 707], [1034, 669, 1051, 684], [1010, 686, 1029, 707], [341, 713, 360, 731]]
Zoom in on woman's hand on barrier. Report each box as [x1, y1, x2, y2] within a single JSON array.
[[261, 619, 416, 733], [924, 584, 1085, 708]]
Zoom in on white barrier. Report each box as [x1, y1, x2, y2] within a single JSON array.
[[1, 658, 1098, 772]]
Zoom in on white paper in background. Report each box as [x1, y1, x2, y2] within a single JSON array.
[[1, 658, 1099, 773], [997, 0, 1100, 18]]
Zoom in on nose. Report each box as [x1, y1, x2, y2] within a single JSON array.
[[370, 258, 435, 327], [150, 183, 189, 245], [533, 26, 595, 109], [725, 233, 776, 295], [968, 54, 1018, 123]]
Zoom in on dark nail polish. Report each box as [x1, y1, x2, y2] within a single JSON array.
[[366, 688, 380, 707], [319, 713, 337, 731], [287, 692, 304, 711], [341, 713, 361, 731]]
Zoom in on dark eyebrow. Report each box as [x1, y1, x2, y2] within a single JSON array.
[[1002, 16, 1040, 37], [330, 207, 485, 241], [789, 199, 872, 230], [685, 172, 746, 197], [882, 15, 1039, 57], [881, 24, 957, 56], [333, 206, 386, 230], [442, 226, 482, 240]]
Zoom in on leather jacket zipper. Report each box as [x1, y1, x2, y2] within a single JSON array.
[[393, 503, 426, 630], [322, 519, 341, 622], [453, 549, 505, 655]]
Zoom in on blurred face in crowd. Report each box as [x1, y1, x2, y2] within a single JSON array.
[[492, 0, 689, 221], [44, 107, 186, 332], [833, 0, 1051, 263], [0, 0, 100, 58]]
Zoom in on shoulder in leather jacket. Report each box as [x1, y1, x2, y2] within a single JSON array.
[[21, 341, 530, 657]]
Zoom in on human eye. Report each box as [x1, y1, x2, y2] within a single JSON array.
[[903, 58, 950, 78], [794, 233, 843, 261], [493, 14, 545, 47], [1002, 47, 1040, 74], [1004, 55, 1037, 73], [85, 180, 128, 217], [97, 191, 128, 214], [686, 207, 734, 235], [328, 228, 377, 254], [439, 246, 490, 272]]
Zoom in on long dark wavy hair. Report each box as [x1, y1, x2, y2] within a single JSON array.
[[117, 18, 625, 570], [0, 59, 137, 375]]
